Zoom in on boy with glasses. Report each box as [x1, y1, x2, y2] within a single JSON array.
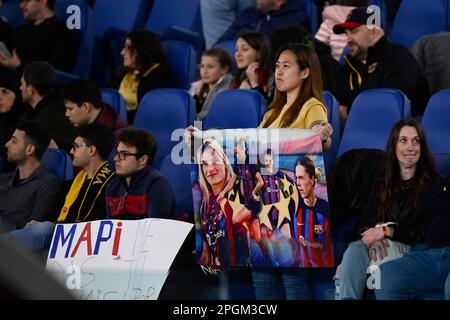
[[106, 129, 177, 220]]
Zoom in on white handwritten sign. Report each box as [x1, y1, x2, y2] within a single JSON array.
[[45, 218, 193, 300]]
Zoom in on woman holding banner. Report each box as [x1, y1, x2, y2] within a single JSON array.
[[252, 43, 333, 300], [259, 43, 332, 151]]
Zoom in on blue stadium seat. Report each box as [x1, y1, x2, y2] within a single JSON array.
[[203, 89, 267, 130], [42, 148, 73, 181], [368, 0, 388, 30], [421, 89, 450, 176], [338, 89, 408, 156], [89, 0, 150, 84], [100, 88, 128, 124], [0, 0, 24, 26], [55, 0, 94, 78], [322, 91, 340, 171], [214, 40, 237, 74], [390, 0, 450, 48], [133, 89, 195, 168], [144, 0, 203, 54], [297, 0, 319, 33], [159, 154, 193, 218], [55, 70, 80, 86], [163, 40, 197, 90], [91, 0, 149, 37]]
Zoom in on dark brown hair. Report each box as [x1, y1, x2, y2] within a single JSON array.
[[230, 32, 271, 89], [261, 43, 324, 128], [118, 129, 157, 166], [126, 30, 166, 76], [377, 119, 438, 221], [296, 156, 316, 187]]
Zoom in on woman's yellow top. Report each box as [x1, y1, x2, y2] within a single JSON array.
[[119, 63, 160, 111], [259, 97, 328, 129]]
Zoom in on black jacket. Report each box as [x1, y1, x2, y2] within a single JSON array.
[[336, 36, 430, 117], [218, 0, 309, 43], [137, 63, 175, 103], [420, 175, 450, 248], [20, 93, 76, 154], [328, 148, 431, 245], [13, 16, 78, 72]]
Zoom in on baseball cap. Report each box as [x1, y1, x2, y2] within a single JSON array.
[[333, 7, 376, 34]]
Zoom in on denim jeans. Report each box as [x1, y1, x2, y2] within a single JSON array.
[[4, 221, 55, 252], [252, 267, 311, 300], [335, 240, 370, 300], [375, 247, 450, 300], [200, 0, 254, 48]]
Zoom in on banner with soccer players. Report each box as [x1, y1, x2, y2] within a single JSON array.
[[189, 128, 334, 268]]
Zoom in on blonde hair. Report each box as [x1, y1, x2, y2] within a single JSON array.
[[197, 138, 234, 203]]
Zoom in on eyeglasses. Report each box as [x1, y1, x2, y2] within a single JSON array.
[[112, 149, 142, 160], [71, 142, 91, 150]]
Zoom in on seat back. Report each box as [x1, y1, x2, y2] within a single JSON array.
[[159, 154, 193, 218], [144, 0, 202, 35], [55, 0, 94, 78], [390, 0, 449, 48], [92, 0, 149, 36], [0, 0, 25, 26], [422, 89, 450, 176], [322, 91, 340, 170], [42, 148, 73, 181], [297, 0, 319, 33], [214, 40, 237, 74], [203, 89, 266, 130], [100, 88, 128, 124], [163, 40, 197, 90], [338, 89, 407, 156], [368, 0, 388, 30], [133, 89, 194, 168]]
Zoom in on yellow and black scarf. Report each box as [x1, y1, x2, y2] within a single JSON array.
[[57, 161, 115, 223]]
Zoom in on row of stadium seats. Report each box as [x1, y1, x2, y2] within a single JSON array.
[[4, 86, 447, 300], [31, 87, 449, 203], [3, 0, 449, 84]]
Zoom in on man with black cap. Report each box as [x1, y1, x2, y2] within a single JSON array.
[[333, 6, 429, 119]]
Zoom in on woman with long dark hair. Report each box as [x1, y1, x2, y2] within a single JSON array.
[[118, 30, 174, 123], [259, 43, 333, 150], [252, 43, 333, 300], [230, 32, 272, 100], [336, 119, 439, 300]]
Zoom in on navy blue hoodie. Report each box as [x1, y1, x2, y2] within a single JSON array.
[[217, 0, 309, 43], [105, 166, 177, 220]]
